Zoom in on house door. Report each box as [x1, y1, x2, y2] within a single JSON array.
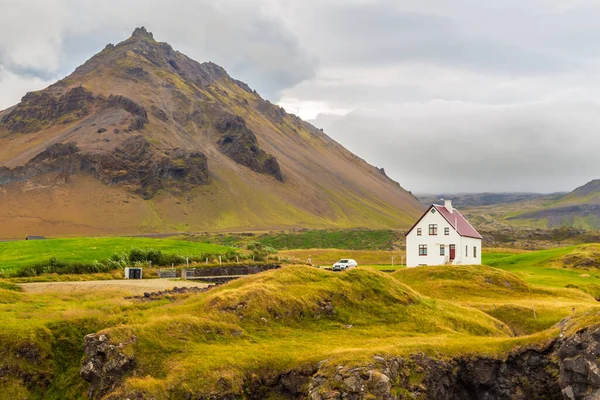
[[449, 245, 456, 261]]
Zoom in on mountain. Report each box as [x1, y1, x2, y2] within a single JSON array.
[[416, 192, 553, 208], [505, 179, 600, 229], [0, 27, 423, 238]]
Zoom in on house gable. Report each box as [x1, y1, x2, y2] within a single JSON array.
[[405, 204, 482, 240]]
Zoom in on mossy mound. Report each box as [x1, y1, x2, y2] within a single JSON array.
[[393, 265, 532, 301]]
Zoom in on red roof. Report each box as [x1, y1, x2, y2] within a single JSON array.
[[405, 204, 483, 239], [432, 204, 483, 239]]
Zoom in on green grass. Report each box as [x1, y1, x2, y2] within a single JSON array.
[[0, 237, 232, 272], [3, 245, 600, 398], [258, 229, 400, 250], [484, 245, 600, 298], [182, 229, 403, 250], [393, 264, 598, 336]]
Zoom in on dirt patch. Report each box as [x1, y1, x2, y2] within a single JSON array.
[[20, 278, 210, 296]]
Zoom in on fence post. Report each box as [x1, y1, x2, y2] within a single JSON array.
[[219, 255, 222, 265]]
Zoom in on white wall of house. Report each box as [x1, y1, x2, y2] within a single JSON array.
[[406, 207, 481, 267]]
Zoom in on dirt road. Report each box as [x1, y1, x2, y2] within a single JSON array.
[[21, 279, 210, 295]]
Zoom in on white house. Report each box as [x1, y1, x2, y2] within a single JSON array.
[[405, 200, 482, 267]]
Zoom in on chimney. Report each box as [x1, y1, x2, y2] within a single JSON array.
[[444, 199, 453, 213]]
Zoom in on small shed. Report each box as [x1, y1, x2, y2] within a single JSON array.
[[124, 267, 143, 279]]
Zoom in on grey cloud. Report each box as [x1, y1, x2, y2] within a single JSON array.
[[0, 0, 317, 107], [313, 101, 600, 193]]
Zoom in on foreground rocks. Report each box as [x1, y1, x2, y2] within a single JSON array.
[[124, 285, 218, 301], [80, 333, 137, 400], [80, 325, 600, 400]]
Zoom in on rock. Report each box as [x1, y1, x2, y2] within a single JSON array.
[[215, 114, 283, 182], [1, 86, 95, 133], [97, 128, 107, 133], [0, 136, 210, 198], [80, 333, 137, 399], [106, 95, 148, 130], [150, 105, 169, 122], [559, 327, 600, 399]]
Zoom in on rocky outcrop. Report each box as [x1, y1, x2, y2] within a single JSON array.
[[80, 333, 137, 400], [0, 136, 210, 198], [558, 326, 600, 399], [307, 328, 600, 400], [0, 88, 151, 134], [308, 349, 562, 400], [192, 264, 281, 277], [77, 324, 600, 400], [1, 87, 95, 133], [105, 95, 148, 130], [215, 114, 283, 182]]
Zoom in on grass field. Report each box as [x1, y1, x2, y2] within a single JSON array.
[[483, 245, 600, 298], [181, 228, 403, 250], [257, 229, 401, 250], [0, 237, 232, 271], [393, 264, 597, 336], [279, 248, 404, 267]]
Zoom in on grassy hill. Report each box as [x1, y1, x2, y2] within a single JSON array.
[[0, 266, 522, 399], [393, 264, 596, 335]]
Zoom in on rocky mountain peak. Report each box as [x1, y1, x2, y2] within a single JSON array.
[[131, 26, 154, 40]]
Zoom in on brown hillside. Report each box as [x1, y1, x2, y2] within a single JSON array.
[[0, 27, 423, 238]]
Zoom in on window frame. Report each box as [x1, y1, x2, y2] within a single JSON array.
[[473, 246, 477, 258], [465, 245, 468, 257], [419, 244, 427, 256], [417, 228, 422, 236], [440, 244, 445, 256], [428, 224, 438, 236], [444, 227, 450, 235]]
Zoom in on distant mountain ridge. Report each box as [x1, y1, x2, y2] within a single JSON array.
[[506, 179, 600, 229], [0, 27, 423, 238], [417, 192, 558, 208]]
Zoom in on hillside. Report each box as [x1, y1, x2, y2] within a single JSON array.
[[505, 179, 600, 229], [0, 27, 423, 239]]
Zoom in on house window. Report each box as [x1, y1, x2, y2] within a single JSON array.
[[419, 245, 427, 256], [473, 246, 477, 258], [444, 227, 450, 235], [417, 228, 422, 236], [440, 244, 445, 256], [429, 224, 437, 235], [430, 208, 436, 214], [465, 245, 468, 256]]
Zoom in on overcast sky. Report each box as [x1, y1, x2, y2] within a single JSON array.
[[2, 0, 600, 193]]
